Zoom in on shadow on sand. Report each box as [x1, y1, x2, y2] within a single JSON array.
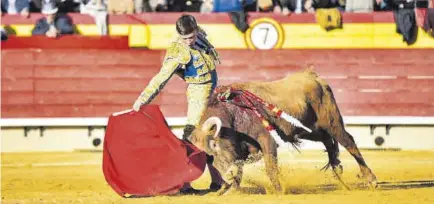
[[123, 180, 434, 198], [243, 179, 434, 195]]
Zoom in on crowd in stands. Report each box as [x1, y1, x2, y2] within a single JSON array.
[[1, 0, 433, 42], [3, 0, 432, 15]]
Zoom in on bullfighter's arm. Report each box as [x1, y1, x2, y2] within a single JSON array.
[[136, 59, 181, 105], [133, 42, 191, 108]]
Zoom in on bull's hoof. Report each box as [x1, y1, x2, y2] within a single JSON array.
[[368, 179, 378, 190], [222, 186, 241, 196], [366, 173, 378, 190], [357, 172, 378, 190], [216, 183, 230, 196]]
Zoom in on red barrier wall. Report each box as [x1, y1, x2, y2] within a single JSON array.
[[2, 36, 130, 49], [2, 48, 434, 118]]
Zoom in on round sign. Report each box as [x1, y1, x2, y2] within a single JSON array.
[[245, 18, 284, 50]]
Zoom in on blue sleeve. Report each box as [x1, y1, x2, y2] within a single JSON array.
[[1, 0, 6, 13], [56, 16, 74, 35], [31, 19, 49, 35], [16, 0, 30, 12]]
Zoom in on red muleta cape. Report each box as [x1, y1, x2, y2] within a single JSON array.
[[102, 105, 206, 197]]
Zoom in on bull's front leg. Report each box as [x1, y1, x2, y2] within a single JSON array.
[[259, 135, 282, 193], [217, 160, 244, 195]]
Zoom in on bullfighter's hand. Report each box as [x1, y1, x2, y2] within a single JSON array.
[[132, 98, 144, 112]]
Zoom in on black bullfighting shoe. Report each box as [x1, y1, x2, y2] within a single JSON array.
[[209, 183, 222, 192], [179, 187, 201, 195]]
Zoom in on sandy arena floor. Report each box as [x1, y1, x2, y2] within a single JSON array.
[[2, 150, 433, 204]]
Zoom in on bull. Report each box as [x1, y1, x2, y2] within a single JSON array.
[[189, 69, 377, 194]]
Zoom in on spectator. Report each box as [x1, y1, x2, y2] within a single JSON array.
[[1, 27, 8, 41], [134, 0, 153, 12], [1, 0, 30, 17], [346, 0, 374, 12], [243, 0, 258, 11], [31, 1, 74, 38], [391, 0, 418, 45], [423, 8, 434, 37], [274, 0, 306, 15], [30, 0, 80, 13], [162, 0, 202, 12], [79, 0, 108, 35], [200, 0, 213, 12], [374, 0, 392, 11], [107, 0, 134, 14], [304, 0, 342, 13], [148, 0, 169, 11], [258, 0, 274, 11], [29, 0, 44, 12], [182, 0, 203, 12]]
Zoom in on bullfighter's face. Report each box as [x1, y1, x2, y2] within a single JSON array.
[[180, 30, 198, 47]]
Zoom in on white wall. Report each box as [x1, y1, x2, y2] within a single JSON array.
[[1, 124, 433, 152]]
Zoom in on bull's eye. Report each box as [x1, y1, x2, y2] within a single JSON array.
[[209, 140, 218, 150]]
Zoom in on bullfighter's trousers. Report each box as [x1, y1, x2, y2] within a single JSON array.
[[185, 72, 217, 126]]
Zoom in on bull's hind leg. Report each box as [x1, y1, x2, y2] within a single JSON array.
[[321, 135, 342, 173], [329, 129, 377, 189], [320, 132, 352, 190]]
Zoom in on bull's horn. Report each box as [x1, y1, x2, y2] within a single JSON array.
[[201, 116, 222, 138]]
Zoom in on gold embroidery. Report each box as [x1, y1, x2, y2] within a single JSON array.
[[186, 83, 214, 126], [165, 42, 191, 65], [184, 73, 212, 84], [138, 59, 180, 104]]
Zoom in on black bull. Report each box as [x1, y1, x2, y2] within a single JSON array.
[[189, 70, 377, 194]]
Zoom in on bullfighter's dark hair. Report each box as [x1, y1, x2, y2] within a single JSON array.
[[176, 14, 198, 35]]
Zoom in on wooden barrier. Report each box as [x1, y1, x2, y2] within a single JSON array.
[[2, 36, 130, 49], [2, 47, 434, 118]]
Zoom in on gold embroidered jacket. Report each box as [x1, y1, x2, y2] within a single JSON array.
[[137, 35, 219, 105]]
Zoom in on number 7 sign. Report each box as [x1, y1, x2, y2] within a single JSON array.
[[246, 18, 284, 50]]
